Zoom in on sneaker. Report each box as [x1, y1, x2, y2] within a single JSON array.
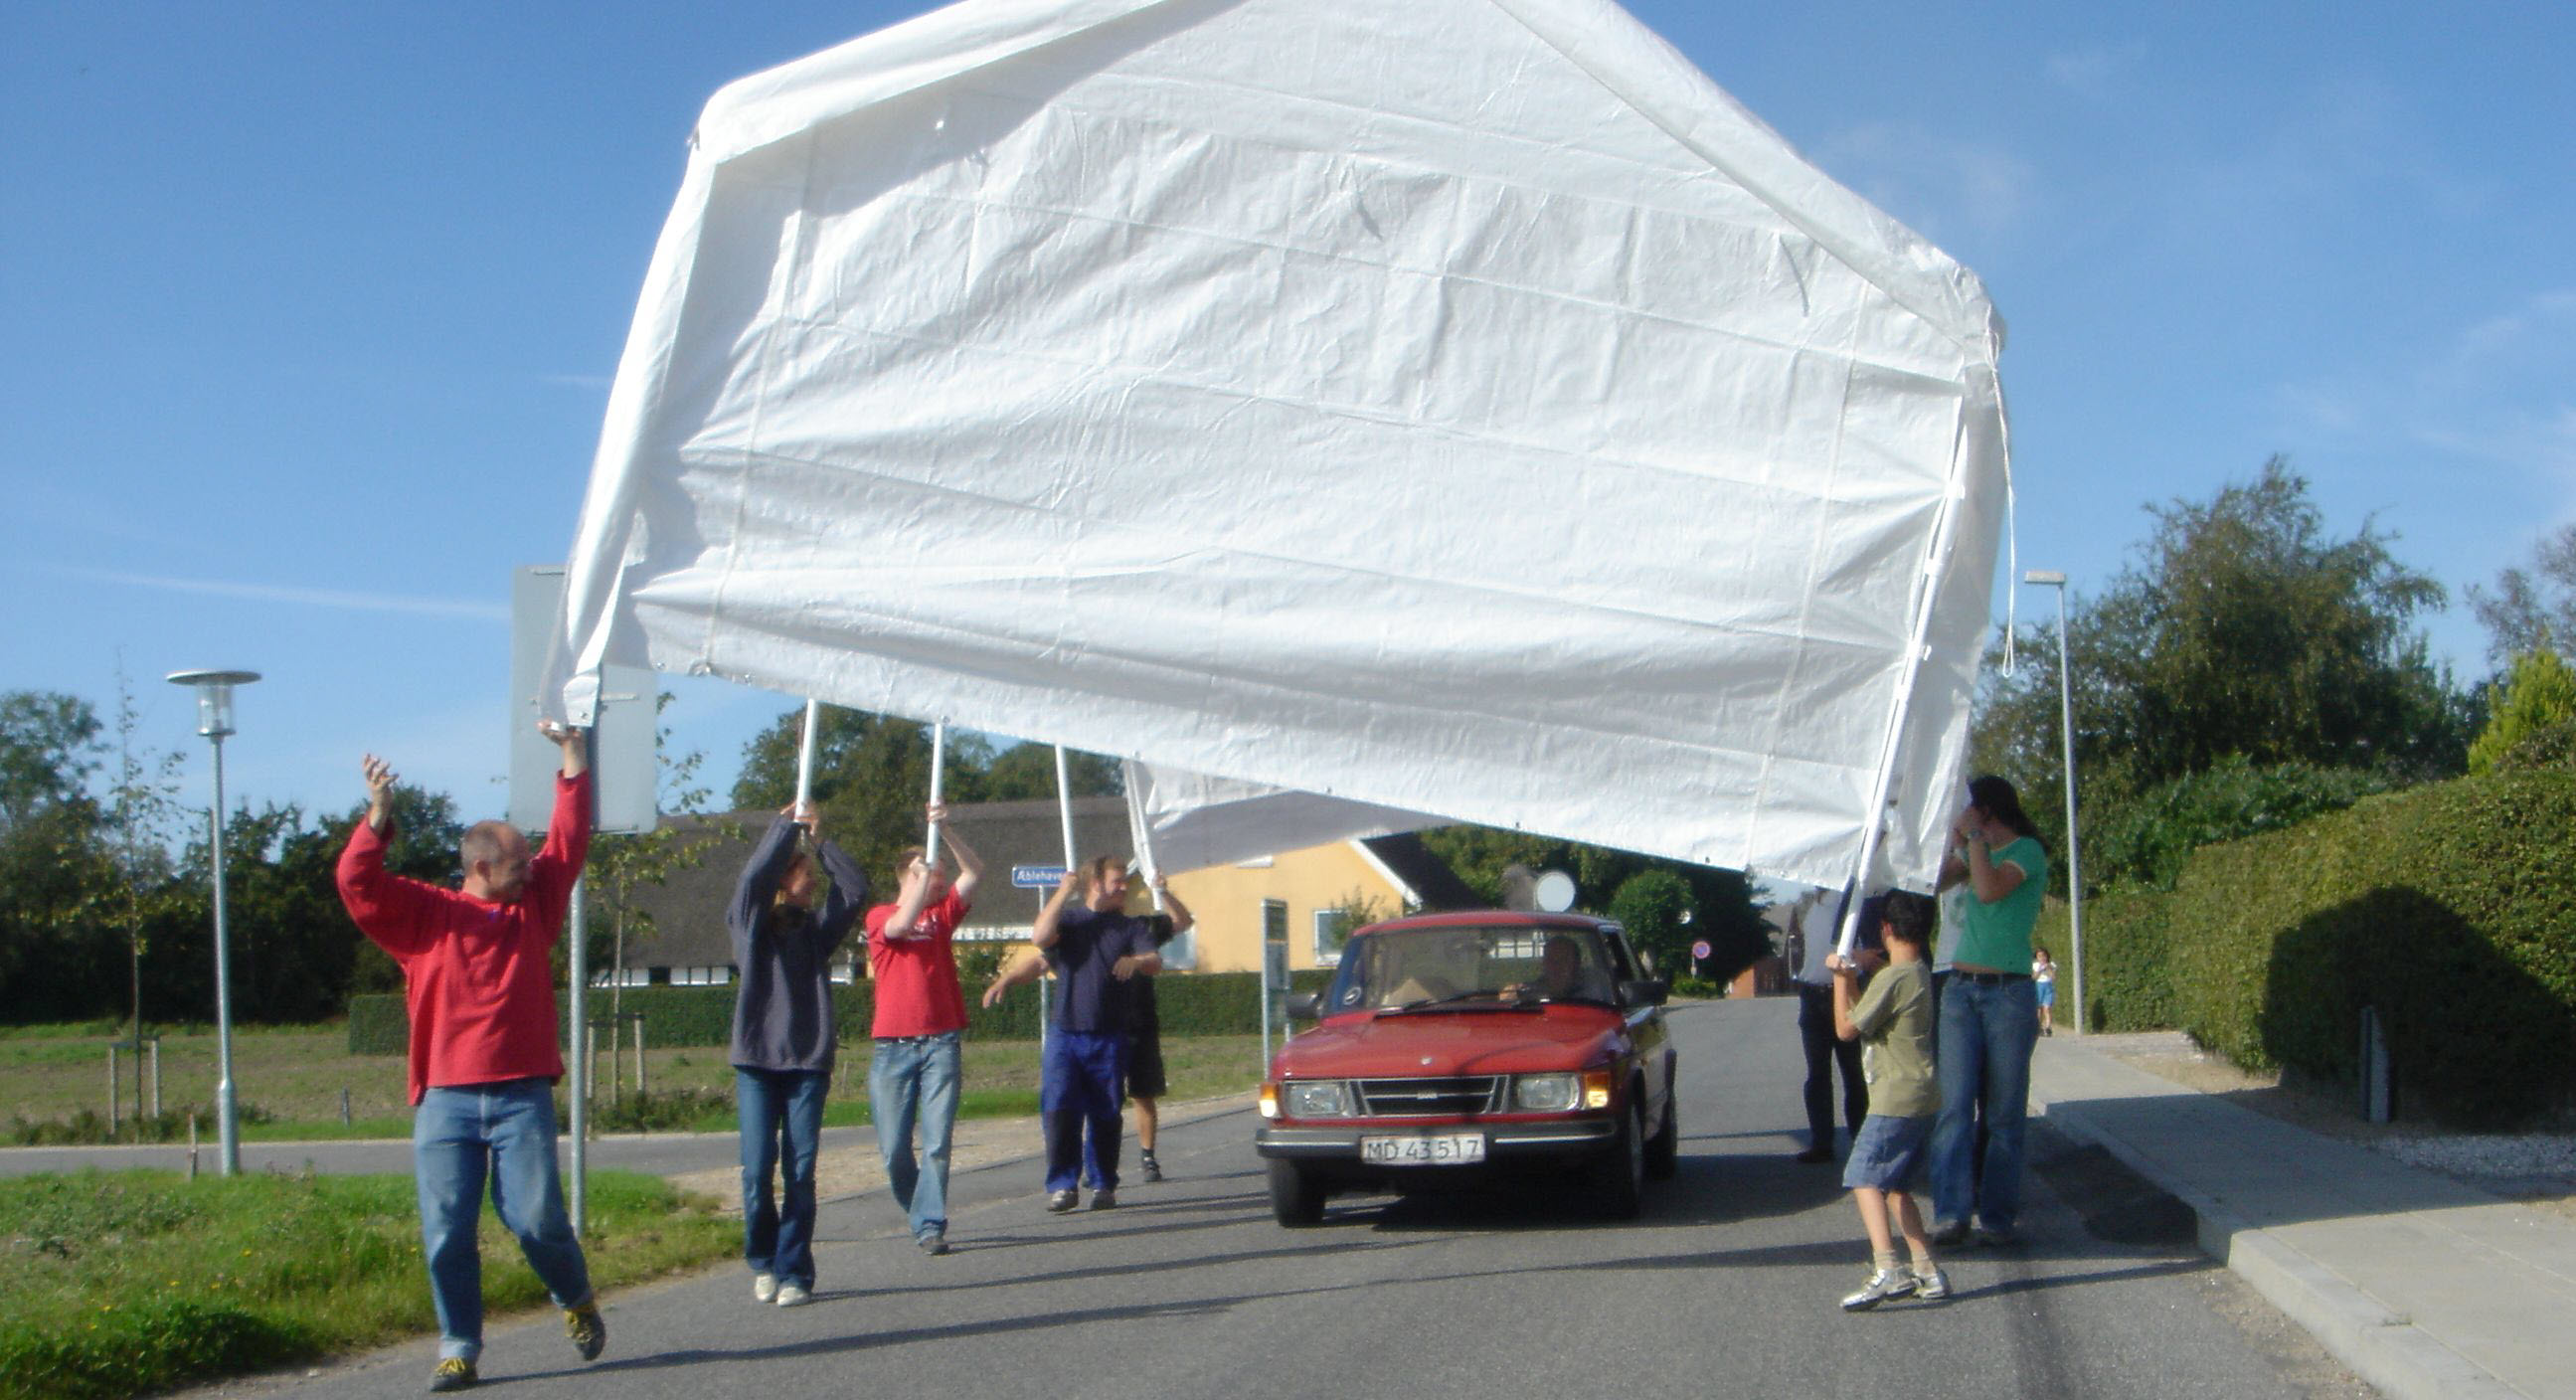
[[1975, 1223, 2019, 1249], [1089, 1188, 1117, 1210], [1794, 1146, 1833, 1164], [1839, 1268, 1917, 1312], [1047, 1189, 1080, 1213], [564, 1299, 606, 1362], [918, 1232, 949, 1256], [1912, 1266, 1952, 1301], [428, 1357, 477, 1392], [1930, 1220, 1972, 1248], [774, 1283, 811, 1308], [752, 1271, 777, 1304], [1140, 1153, 1164, 1183]]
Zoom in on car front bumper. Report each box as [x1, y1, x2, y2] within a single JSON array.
[[1255, 1117, 1617, 1161]]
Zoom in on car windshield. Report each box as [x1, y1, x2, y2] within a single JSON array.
[[1327, 926, 1620, 1013]]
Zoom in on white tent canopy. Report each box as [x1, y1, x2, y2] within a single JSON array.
[[554, 0, 2010, 894]]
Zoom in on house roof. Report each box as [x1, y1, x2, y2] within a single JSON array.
[[605, 797, 1139, 971]]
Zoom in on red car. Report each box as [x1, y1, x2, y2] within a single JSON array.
[[1254, 911, 1678, 1225]]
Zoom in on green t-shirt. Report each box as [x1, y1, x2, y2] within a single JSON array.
[[1953, 835, 2047, 970], [1846, 961, 1936, 1118]]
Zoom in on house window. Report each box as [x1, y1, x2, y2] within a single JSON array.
[[1312, 908, 1354, 965], [672, 965, 732, 987], [591, 966, 651, 988], [1160, 920, 1197, 972]]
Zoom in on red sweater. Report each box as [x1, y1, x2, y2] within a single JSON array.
[[865, 889, 970, 1038], [336, 773, 590, 1104]]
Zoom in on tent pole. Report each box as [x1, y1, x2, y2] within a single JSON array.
[[793, 699, 821, 813], [926, 721, 946, 866], [1122, 761, 1167, 913], [1836, 415, 1979, 957]]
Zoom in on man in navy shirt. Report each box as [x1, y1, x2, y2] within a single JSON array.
[[982, 857, 1178, 1211]]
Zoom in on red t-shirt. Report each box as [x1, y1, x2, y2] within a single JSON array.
[[335, 773, 590, 1104], [865, 888, 970, 1038]]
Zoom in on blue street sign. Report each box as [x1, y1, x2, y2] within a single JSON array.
[[1012, 864, 1068, 889]]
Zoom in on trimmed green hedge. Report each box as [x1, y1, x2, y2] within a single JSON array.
[[2036, 893, 2173, 1034], [2156, 771, 2576, 1128], [348, 968, 1338, 1056]]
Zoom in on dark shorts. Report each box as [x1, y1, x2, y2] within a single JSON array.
[[1841, 1113, 1933, 1192], [1124, 1030, 1167, 1100]]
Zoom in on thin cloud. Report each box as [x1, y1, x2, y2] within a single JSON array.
[[541, 373, 613, 391], [1812, 121, 2036, 243], [2044, 41, 2146, 101], [60, 567, 508, 621]]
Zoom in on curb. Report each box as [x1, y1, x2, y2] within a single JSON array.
[[2036, 1095, 2521, 1400]]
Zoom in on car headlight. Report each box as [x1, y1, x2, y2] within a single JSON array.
[[1512, 1073, 1581, 1112], [1284, 1081, 1351, 1118]]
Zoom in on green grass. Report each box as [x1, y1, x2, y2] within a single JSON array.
[[0, 1167, 736, 1400], [6, 1028, 1273, 1141]]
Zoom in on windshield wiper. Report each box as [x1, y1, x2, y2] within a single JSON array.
[[1380, 990, 1507, 1015]]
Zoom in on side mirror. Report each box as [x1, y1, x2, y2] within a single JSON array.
[[1287, 991, 1321, 1020], [1618, 977, 1669, 1007]]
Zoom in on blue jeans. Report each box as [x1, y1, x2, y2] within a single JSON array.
[[868, 1032, 961, 1241], [737, 1067, 829, 1289], [1928, 976, 2039, 1229], [1040, 1030, 1126, 1193], [413, 1079, 593, 1363]]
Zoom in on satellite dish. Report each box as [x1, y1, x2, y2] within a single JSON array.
[[1534, 870, 1577, 913]]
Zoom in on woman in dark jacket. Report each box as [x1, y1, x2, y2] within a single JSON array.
[[730, 803, 865, 1308]]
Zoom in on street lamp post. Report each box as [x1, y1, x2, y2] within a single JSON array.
[[166, 669, 260, 1175], [2018, 573, 2083, 1034]]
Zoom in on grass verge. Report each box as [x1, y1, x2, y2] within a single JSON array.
[[0, 1167, 735, 1400]]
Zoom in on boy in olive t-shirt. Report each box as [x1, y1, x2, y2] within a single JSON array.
[[1828, 891, 1948, 1312]]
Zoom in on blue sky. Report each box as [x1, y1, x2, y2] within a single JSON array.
[[5, 1, 2570, 830]]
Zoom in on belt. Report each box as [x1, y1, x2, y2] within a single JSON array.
[[1950, 970, 2031, 985]]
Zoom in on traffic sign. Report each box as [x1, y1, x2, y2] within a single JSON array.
[[1012, 864, 1068, 889], [1691, 940, 1712, 961]]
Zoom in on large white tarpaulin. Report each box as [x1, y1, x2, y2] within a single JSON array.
[[554, 0, 2010, 893]]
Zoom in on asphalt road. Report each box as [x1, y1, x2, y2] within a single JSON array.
[[192, 998, 2369, 1400]]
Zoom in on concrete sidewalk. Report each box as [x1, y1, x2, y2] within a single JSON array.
[[2029, 1035, 2576, 1400]]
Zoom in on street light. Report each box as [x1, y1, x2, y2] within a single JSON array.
[[166, 668, 260, 1175], [2018, 572, 2083, 1035]]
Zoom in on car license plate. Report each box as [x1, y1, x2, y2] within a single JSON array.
[[1360, 1134, 1485, 1165]]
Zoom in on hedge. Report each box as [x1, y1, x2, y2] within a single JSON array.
[[2156, 770, 2576, 1128], [2035, 893, 2172, 1034], [348, 968, 1338, 1056]]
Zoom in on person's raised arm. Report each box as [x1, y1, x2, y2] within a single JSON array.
[[730, 808, 804, 958], [1031, 870, 1081, 951], [337, 753, 435, 958], [980, 949, 1046, 1008], [1151, 878, 1194, 937], [810, 815, 868, 955], [542, 717, 588, 780], [931, 802, 986, 903], [1827, 953, 1862, 1041], [877, 852, 936, 943], [1961, 825, 2027, 905]]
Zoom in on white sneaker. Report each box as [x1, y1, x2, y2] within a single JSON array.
[[752, 1272, 777, 1304], [774, 1283, 811, 1308]]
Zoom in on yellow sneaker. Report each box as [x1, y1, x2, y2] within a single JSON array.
[[428, 1357, 477, 1392], [564, 1299, 606, 1361]]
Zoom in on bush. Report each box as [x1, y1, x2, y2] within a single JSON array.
[[2087, 755, 2397, 892], [2035, 894, 2172, 1033], [2160, 770, 2576, 1128]]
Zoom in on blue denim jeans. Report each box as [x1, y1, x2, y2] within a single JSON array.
[[867, 1032, 961, 1241], [1041, 1029, 1127, 1193], [1928, 975, 2039, 1230], [737, 1067, 829, 1289], [413, 1078, 593, 1363]]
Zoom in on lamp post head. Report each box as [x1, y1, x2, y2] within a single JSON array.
[[166, 669, 261, 739], [2022, 569, 2067, 587]]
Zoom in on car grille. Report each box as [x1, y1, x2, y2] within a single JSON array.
[[1352, 1076, 1503, 1117]]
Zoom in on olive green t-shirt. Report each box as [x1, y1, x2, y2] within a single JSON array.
[[1846, 961, 1936, 1119], [1953, 835, 2047, 970]]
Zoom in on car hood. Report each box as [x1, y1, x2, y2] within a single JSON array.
[[1275, 1007, 1628, 1079]]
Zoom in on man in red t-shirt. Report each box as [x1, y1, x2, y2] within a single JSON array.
[[334, 719, 604, 1392], [863, 800, 985, 1255]]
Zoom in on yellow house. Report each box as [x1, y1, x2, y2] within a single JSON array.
[[1163, 834, 1477, 975]]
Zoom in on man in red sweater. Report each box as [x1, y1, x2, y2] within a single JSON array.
[[335, 719, 604, 1393]]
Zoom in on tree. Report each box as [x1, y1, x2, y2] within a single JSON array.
[[1973, 457, 2471, 890], [2467, 523, 2576, 666], [0, 691, 108, 1022], [589, 696, 734, 1007], [2467, 649, 2576, 776], [979, 741, 1122, 801], [1415, 825, 1768, 979]]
